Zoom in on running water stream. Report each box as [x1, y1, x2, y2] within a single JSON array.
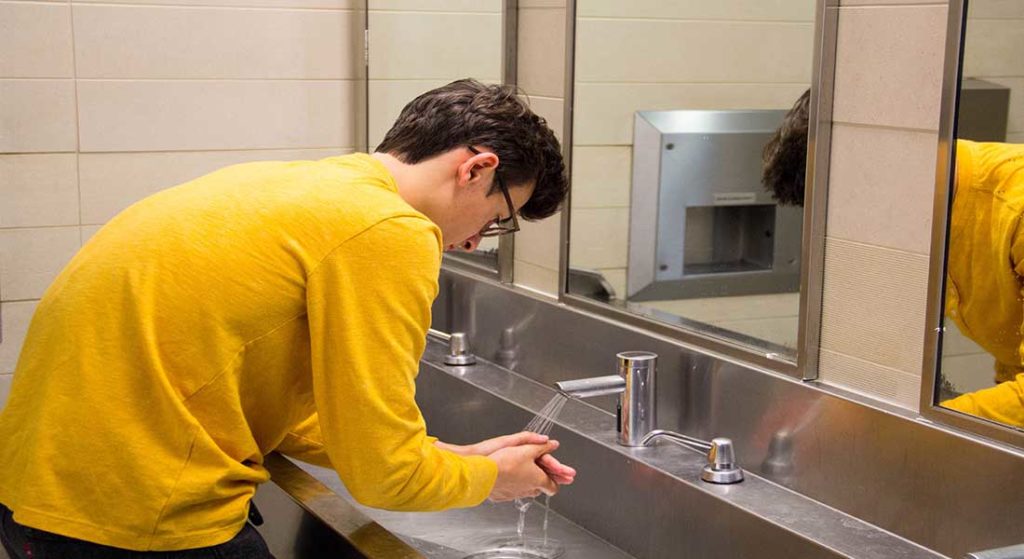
[[468, 393, 569, 559], [514, 393, 569, 555]]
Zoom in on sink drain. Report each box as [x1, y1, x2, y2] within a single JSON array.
[[463, 550, 547, 559], [462, 548, 549, 559], [462, 539, 564, 559]]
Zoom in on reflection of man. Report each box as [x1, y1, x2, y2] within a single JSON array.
[[0, 80, 575, 557], [762, 90, 1024, 428]]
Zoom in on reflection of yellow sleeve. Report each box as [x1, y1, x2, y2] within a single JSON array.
[[1012, 207, 1024, 383], [941, 373, 1024, 428]]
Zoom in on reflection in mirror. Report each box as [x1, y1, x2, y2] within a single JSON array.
[[937, 2, 1024, 431], [567, 2, 815, 359], [367, 2, 503, 273]]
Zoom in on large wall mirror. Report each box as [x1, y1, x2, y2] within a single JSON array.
[[926, 0, 1024, 446], [563, 1, 832, 370], [367, 1, 509, 278]]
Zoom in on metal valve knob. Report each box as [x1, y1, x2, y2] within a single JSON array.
[[444, 332, 477, 366], [701, 437, 744, 484]]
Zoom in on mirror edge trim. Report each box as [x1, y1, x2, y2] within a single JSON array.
[[797, 0, 839, 381], [498, 0, 518, 284], [557, 0, 577, 303]]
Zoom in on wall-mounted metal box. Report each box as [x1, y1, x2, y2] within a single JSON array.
[[628, 110, 802, 300]]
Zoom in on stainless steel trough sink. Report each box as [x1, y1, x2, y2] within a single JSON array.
[[256, 339, 944, 559]]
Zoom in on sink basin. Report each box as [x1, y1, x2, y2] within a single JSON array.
[[256, 338, 943, 559], [298, 468, 633, 559], [406, 341, 942, 559]]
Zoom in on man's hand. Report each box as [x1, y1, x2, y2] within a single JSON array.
[[435, 432, 551, 457], [487, 440, 562, 501], [536, 453, 575, 485], [435, 431, 577, 492]]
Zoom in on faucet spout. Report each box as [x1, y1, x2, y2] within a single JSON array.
[[555, 375, 625, 398], [554, 351, 657, 447]]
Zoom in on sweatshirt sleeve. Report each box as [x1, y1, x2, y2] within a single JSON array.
[[276, 413, 333, 469], [304, 215, 497, 511]]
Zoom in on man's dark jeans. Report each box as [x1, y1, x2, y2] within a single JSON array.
[[0, 504, 275, 558]]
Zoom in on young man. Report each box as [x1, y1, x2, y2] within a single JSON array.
[[0, 79, 575, 557], [763, 89, 1024, 428]]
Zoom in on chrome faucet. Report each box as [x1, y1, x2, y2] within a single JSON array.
[[555, 351, 743, 484], [641, 430, 744, 484], [555, 351, 657, 447]]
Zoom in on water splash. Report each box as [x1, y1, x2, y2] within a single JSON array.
[[515, 498, 531, 546], [487, 393, 569, 559], [542, 494, 551, 548]]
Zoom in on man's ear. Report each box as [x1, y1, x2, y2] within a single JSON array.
[[458, 150, 499, 187]]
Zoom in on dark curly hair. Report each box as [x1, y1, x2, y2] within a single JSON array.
[[375, 79, 567, 221], [762, 89, 811, 206]]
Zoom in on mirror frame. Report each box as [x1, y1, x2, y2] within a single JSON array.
[[920, 0, 1024, 448], [556, 0, 838, 379], [355, 0, 368, 154]]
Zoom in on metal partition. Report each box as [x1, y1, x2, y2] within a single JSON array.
[[497, 0, 518, 285], [354, 0, 368, 154]]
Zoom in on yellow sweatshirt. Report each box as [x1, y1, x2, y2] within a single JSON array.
[[942, 140, 1024, 427], [0, 153, 497, 551]]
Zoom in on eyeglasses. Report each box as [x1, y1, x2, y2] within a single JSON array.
[[468, 146, 520, 238]]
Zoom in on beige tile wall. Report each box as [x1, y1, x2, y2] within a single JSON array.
[[567, 4, 814, 298], [512, 1, 565, 295], [0, 0, 360, 409], [367, 3, 501, 148], [964, 0, 1024, 142], [818, 2, 948, 410], [1, 0, 76, 404], [0, 302, 36, 379]]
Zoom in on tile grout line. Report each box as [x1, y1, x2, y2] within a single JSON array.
[[824, 235, 931, 259], [839, 3, 948, 9], [66, 1, 358, 13], [579, 16, 814, 24], [62, 77, 363, 82], [832, 120, 939, 135], [0, 225, 83, 231], [64, 0, 86, 245], [1, 146, 354, 157]]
